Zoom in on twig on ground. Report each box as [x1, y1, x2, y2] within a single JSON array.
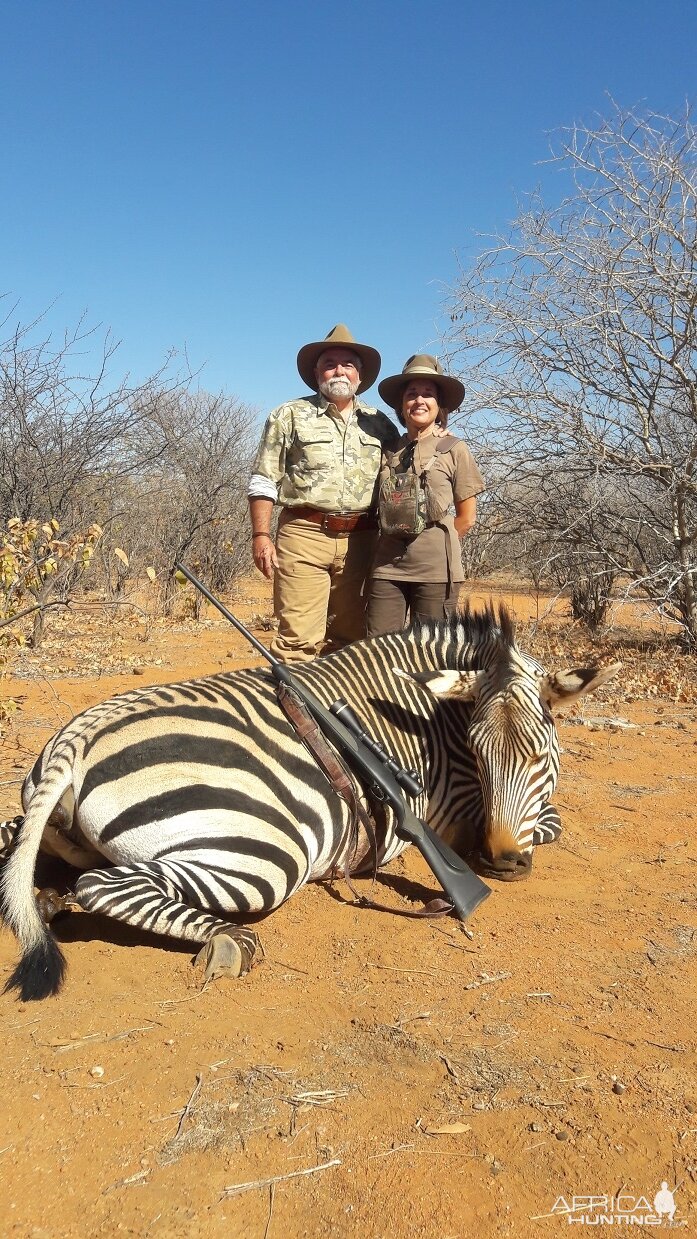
[[440, 1055, 461, 1080], [646, 1040, 687, 1052], [154, 992, 209, 1007], [103, 1168, 151, 1194], [392, 1012, 431, 1031], [368, 1143, 416, 1159], [430, 922, 475, 943], [222, 1158, 341, 1198], [367, 963, 472, 978], [174, 1073, 204, 1141], [572, 1023, 687, 1052], [267, 958, 309, 976], [464, 971, 511, 990], [60, 1075, 127, 1090], [286, 1089, 349, 1107], [572, 1024, 637, 1047], [48, 1023, 158, 1051], [263, 1183, 275, 1239]]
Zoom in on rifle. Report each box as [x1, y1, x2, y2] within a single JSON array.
[[175, 563, 491, 922]]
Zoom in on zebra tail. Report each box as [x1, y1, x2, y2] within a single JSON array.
[[0, 762, 73, 1000]]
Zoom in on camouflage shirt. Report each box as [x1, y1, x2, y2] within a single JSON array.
[[250, 394, 398, 512]]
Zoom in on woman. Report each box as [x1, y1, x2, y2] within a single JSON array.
[[366, 354, 484, 637]]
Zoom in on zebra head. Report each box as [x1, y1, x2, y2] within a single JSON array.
[[403, 615, 619, 882]]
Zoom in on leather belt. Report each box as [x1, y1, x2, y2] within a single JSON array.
[[289, 507, 377, 534]]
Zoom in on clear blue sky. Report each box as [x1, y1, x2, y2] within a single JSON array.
[[2, 0, 695, 421]]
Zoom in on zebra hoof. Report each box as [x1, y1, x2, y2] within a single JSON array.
[[195, 932, 255, 982], [36, 888, 74, 924]]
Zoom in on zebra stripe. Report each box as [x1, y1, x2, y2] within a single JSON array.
[[0, 604, 618, 999]]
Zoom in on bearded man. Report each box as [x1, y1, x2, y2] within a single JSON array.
[[248, 324, 397, 662]]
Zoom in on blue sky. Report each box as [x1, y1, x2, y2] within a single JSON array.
[[2, 0, 696, 420]]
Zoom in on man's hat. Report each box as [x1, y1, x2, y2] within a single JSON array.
[[378, 354, 465, 413], [297, 324, 381, 395]]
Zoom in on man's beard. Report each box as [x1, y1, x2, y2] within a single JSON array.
[[320, 377, 358, 401]]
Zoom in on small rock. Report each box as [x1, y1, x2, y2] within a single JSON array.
[[685, 1101, 697, 1114], [529, 1122, 543, 1132], [89, 1066, 105, 1078], [612, 1081, 626, 1095], [555, 1130, 569, 1141], [132, 666, 145, 676]]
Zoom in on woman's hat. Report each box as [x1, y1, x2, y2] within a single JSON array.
[[297, 324, 381, 395], [378, 354, 465, 413]]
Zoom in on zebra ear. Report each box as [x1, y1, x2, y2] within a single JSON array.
[[539, 663, 621, 711], [394, 668, 486, 700]]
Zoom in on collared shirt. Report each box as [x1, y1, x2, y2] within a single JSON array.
[[249, 393, 398, 513]]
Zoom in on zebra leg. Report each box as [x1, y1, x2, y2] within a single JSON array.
[[532, 802, 562, 846], [0, 816, 23, 860], [73, 862, 260, 981]]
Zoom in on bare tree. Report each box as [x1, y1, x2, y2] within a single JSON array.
[[447, 101, 697, 647], [120, 389, 257, 613], [0, 305, 257, 640], [0, 306, 189, 527]]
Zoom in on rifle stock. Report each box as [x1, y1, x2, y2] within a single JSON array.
[[175, 562, 491, 922]]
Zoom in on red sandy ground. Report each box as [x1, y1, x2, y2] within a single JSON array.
[[1, 579, 696, 1238]]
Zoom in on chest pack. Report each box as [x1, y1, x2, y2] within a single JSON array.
[[378, 434, 457, 540]]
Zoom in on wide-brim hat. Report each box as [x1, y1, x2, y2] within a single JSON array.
[[297, 323, 381, 395], [378, 354, 465, 413]]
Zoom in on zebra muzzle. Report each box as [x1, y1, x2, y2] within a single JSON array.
[[478, 849, 532, 881]]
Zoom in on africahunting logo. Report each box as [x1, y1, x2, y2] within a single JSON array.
[[548, 1181, 685, 1226]]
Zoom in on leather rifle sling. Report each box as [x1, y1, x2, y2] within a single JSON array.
[[276, 684, 454, 920]]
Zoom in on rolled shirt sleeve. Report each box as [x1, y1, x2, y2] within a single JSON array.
[[248, 473, 279, 500]]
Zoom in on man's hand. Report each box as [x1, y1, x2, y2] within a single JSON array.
[[253, 534, 279, 579]]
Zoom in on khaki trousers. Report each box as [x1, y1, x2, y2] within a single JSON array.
[[271, 516, 377, 663]]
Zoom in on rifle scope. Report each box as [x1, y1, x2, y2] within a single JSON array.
[[329, 699, 424, 799]]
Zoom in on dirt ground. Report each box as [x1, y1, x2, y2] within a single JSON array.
[[1, 580, 696, 1238]]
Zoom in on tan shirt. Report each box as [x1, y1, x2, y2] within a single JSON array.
[[251, 394, 398, 513], [372, 434, 485, 583]]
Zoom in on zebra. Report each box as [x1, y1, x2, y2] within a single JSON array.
[[0, 604, 618, 1000]]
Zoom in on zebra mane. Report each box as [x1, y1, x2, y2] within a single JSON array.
[[408, 600, 517, 666]]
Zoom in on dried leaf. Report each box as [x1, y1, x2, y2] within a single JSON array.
[[422, 1122, 472, 1136], [114, 548, 129, 567], [145, 566, 156, 582]]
